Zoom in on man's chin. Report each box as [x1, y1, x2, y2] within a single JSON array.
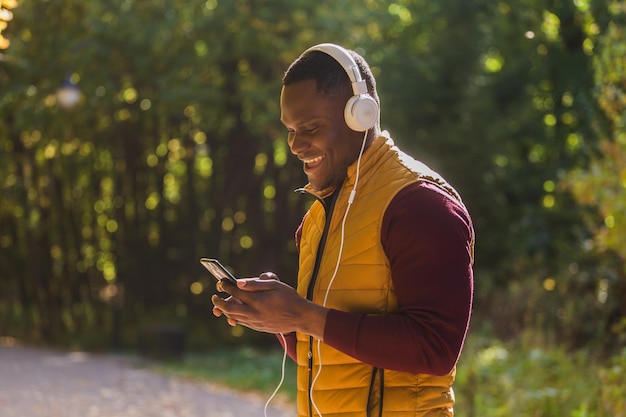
[[308, 180, 337, 194], [308, 174, 344, 193], [309, 183, 323, 192], [306, 175, 321, 190], [307, 180, 323, 192]]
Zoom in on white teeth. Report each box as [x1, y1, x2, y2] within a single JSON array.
[[304, 156, 323, 164]]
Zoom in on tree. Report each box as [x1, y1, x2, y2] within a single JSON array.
[[0, 0, 623, 353], [0, 0, 405, 347], [563, 0, 626, 350]]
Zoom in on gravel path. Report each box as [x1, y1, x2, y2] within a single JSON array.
[[0, 344, 292, 417]]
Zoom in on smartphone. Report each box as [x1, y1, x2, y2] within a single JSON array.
[[199, 258, 238, 284]]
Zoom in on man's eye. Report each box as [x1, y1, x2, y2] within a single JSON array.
[[305, 127, 318, 134]]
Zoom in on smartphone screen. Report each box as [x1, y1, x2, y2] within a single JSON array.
[[200, 258, 238, 284]]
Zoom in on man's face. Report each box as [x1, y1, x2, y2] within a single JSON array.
[[280, 79, 363, 191]]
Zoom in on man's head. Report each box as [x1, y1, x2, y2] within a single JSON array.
[[283, 45, 380, 129], [280, 44, 381, 191]]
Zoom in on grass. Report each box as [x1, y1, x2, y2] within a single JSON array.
[[153, 346, 298, 404], [151, 337, 626, 417]]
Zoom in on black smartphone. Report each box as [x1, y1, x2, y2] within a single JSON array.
[[199, 258, 238, 284]]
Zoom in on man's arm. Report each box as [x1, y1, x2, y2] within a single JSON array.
[[322, 182, 474, 375]]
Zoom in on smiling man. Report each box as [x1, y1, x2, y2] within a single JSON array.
[[212, 43, 475, 417]]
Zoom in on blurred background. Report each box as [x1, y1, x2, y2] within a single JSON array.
[[0, 0, 624, 415]]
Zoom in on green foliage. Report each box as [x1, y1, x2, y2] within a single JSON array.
[[560, 0, 626, 352], [0, 0, 624, 362], [454, 335, 626, 417], [563, 0, 626, 261], [599, 347, 626, 417], [0, 0, 319, 346], [155, 346, 297, 403]]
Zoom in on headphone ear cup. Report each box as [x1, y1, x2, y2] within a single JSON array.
[[344, 95, 379, 132]]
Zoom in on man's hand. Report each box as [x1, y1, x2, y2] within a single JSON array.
[[211, 273, 276, 327], [211, 272, 328, 339]]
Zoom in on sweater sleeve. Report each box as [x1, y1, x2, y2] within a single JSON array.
[[322, 182, 474, 375]]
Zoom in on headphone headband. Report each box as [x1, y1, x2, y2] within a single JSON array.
[[304, 43, 368, 96], [303, 43, 379, 132]]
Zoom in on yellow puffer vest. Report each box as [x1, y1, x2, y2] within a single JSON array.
[[295, 133, 464, 417]]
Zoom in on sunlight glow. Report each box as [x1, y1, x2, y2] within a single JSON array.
[[598, 279, 609, 304], [239, 235, 253, 249], [195, 40, 208, 57], [388, 3, 412, 25], [234, 211, 246, 224], [145, 192, 160, 210], [193, 131, 207, 145], [273, 140, 288, 166], [543, 114, 557, 127], [105, 220, 118, 233], [483, 49, 504, 73], [195, 155, 213, 178], [103, 263, 116, 282], [582, 38, 594, 55], [121, 87, 137, 104], [222, 217, 234, 232], [543, 180, 555, 192], [543, 278, 556, 291], [494, 155, 508, 168], [146, 154, 158, 167], [543, 195, 555, 208], [529, 144, 546, 163], [573, 0, 590, 12], [255, 153, 268, 175], [478, 345, 508, 366], [231, 326, 244, 337], [561, 92, 574, 107], [566, 133, 582, 152], [542, 11, 560, 42], [263, 184, 276, 199], [190, 282, 204, 295]]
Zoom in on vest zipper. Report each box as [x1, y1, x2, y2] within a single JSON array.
[[307, 347, 314, 417], [366, 367, 385, 417], [379, 368, 384, 417], [298, 187, 341, 417]]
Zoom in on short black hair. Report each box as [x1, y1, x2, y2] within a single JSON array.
[[282, 47, 379, 105]]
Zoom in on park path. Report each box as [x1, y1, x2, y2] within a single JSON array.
[[0, 343, 292, 417]]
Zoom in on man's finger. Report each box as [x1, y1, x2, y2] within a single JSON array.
[[259, 272, 279, 280], [235, 277, 278, 291]]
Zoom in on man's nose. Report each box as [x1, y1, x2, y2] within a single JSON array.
[[288, 132, 310, 155]]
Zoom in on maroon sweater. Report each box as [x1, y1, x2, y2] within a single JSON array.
[[283, 181, 474, 376]]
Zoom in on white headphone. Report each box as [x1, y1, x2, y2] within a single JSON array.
[[304, 43, 379, 132]]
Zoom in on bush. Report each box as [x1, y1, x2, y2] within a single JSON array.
[[599, 348, 626, 417], [455, 335, 606, 417]]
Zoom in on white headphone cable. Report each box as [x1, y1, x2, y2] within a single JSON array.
[[264, 332, 288, 417], [310, 130, 368, 417]]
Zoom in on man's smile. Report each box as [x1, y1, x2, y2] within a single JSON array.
[[301, 155, 325, 169]]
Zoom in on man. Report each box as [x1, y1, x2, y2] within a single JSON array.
[[212, 43, 474, 417]]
